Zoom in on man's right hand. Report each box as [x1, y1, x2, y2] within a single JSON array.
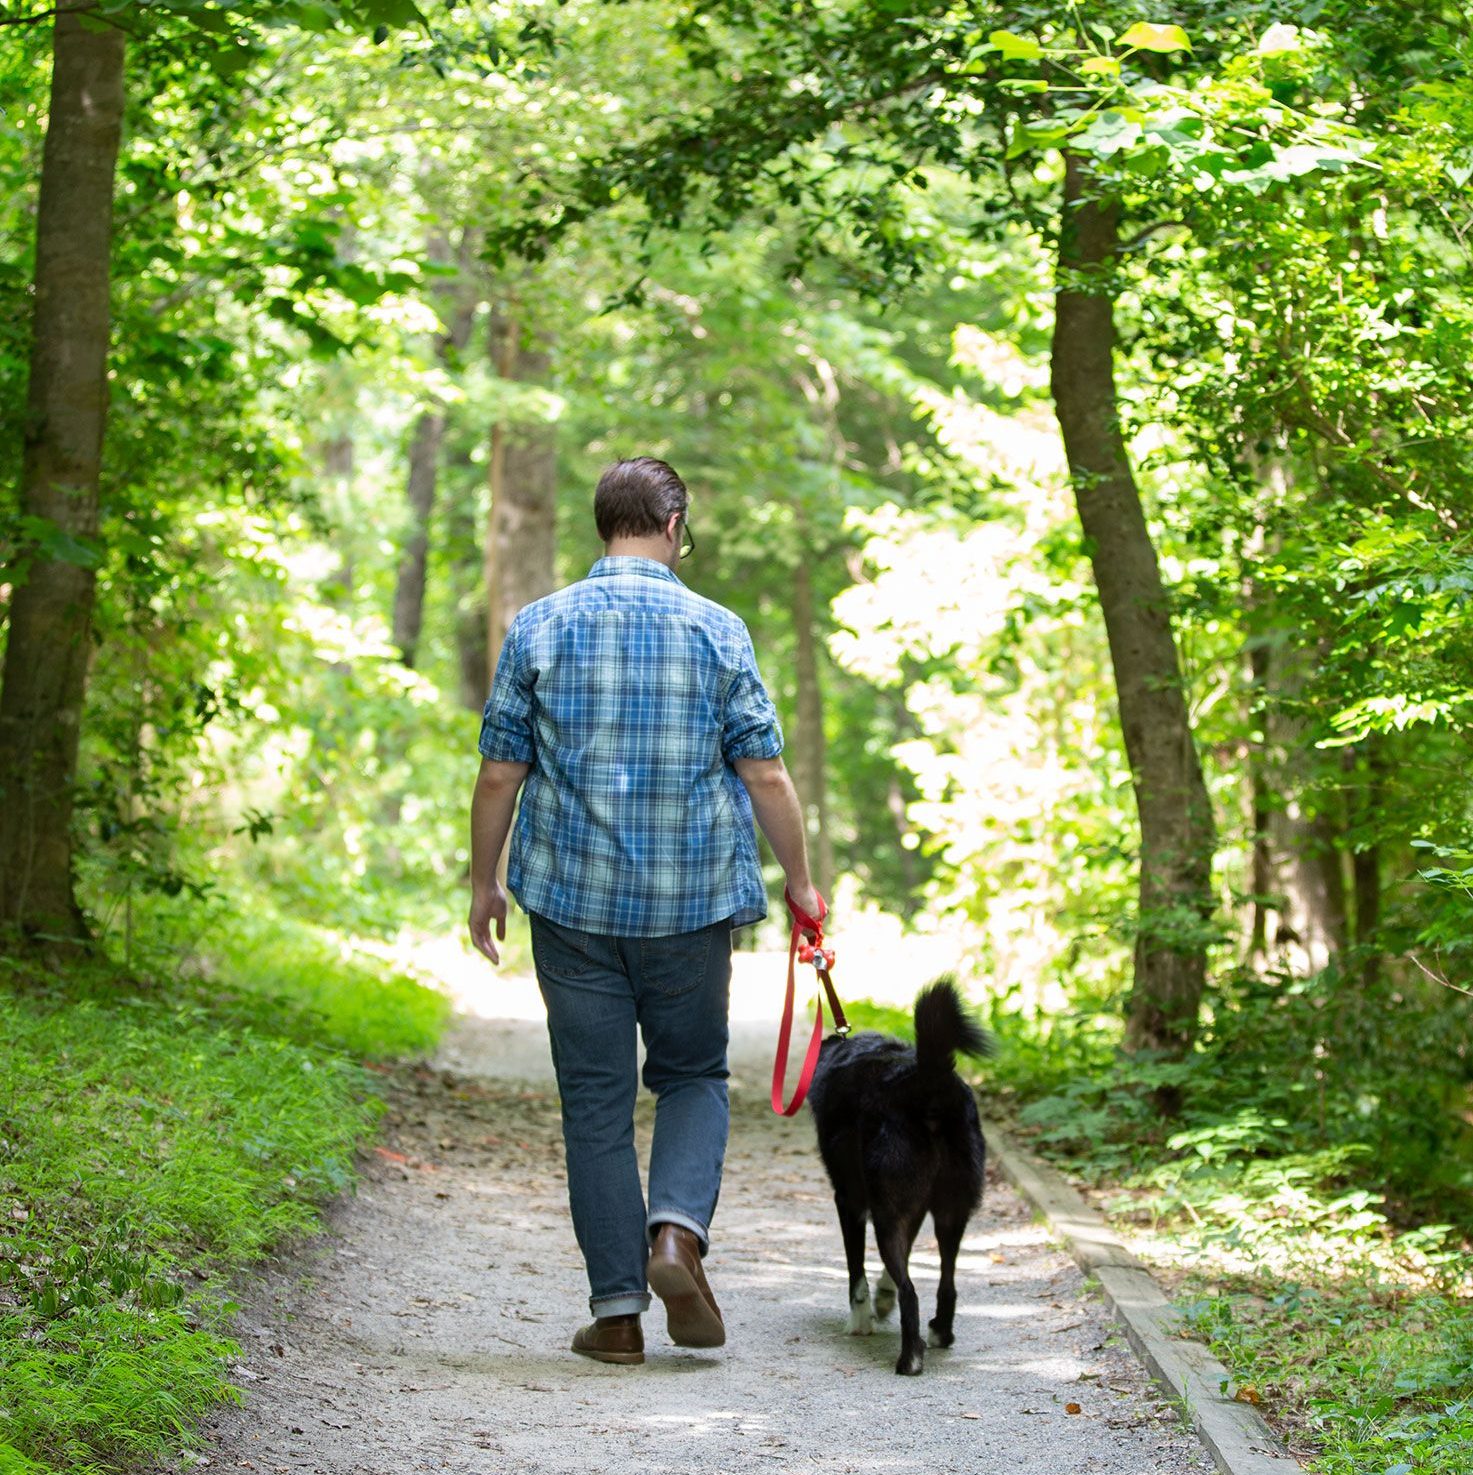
[[785, 882, 825, 936]]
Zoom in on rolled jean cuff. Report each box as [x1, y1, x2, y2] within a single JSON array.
[[647, 1209, 710, 1256], [590, 1291, 651, 1317]]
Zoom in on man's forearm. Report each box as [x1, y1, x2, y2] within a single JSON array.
[[734, 757, 815, 899], [470, 760, 530, 894]]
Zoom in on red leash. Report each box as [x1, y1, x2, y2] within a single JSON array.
[[771, 887, 849, 1117]]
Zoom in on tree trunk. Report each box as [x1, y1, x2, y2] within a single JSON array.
[[791, 553, 835, 898], [392, 408, 446, 665], [1244, 459, 1348, 978], [1349, 740, 1382, 986], [1255, 637, 1349, 975], [1049, 153, 1217, 1059], [440, 441, 492, 712], [391, 229, 483, 666], [484, 325, 557, 677], [1248, 635, 1273, 965], [0, 2, 126, 943]]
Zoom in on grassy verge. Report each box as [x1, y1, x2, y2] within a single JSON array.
[[0, 909, 451, 1474], [844, 982, 1473, 1475], [1080, 1126, 1473, 1474]]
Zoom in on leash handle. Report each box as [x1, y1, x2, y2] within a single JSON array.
[[771, 888, 846, 1117], [784, 886, 827, 941]]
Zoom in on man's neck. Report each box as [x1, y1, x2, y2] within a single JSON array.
[[604, 537, 676, 571]]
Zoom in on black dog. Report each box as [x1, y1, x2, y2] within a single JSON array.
[[807, 978, 991, 1375]]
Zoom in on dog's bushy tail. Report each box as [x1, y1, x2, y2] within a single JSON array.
[[913, 976, 993, 1082]]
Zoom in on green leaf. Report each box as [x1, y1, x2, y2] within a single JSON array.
[[16, 515, 104, 570], [1079, 56, 1121, 78], [1119, 22, 1191, 53], [1007, 121, 1071, 158], [291, 3, 339, 33], [1072, 111, 1142, 157], [988, 29, 1042, 62]]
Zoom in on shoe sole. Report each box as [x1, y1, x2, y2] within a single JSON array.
[[571, 1343, 645, 1365], [647, 1259, 726, 1348]]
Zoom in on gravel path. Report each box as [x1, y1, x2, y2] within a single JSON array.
[[184, 1011, 1213, 1475]]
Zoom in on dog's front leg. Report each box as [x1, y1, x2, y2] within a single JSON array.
[[835, 1197, 873, 1335]]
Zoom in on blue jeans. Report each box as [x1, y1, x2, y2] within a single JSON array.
[[529, 912, 733, 1319]]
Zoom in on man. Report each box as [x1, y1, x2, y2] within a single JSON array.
[[468, 456, 822, 1367]]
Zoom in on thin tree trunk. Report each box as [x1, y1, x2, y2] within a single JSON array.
[[391, 229, 482, 666], [392, 408, 446, 665], [442, 441, 491, 712], [0, 2, 126, 942], [1049, 153, 1217, 1060], [1248, 636, 1273, 966], [1350, 740, 1382, 986], [484, 326, 557, 675], [1245, 457, 1348, 977], [791, 552, 835, 899]]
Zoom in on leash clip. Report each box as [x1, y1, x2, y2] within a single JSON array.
[[796, 942, 835, 970]]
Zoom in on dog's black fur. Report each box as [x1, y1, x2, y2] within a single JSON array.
[[807, 978, 991, 1375]]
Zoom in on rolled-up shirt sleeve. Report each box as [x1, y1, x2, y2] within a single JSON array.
[[721, 625, 784, 763], [478, 617, 536, 763]]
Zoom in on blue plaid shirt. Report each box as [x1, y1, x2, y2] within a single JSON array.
[[478, 557, 783, 936]]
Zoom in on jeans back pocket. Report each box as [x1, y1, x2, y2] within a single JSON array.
[[639, 923, 725, 998], [530, 914, 598, 981]]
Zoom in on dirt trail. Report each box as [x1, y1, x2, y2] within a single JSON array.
[[182, 1013, 1212, 1475]]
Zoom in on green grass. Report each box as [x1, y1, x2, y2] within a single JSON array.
[[1181, 1280, 1473, 1474], [0, 911, 451, 1474], [839, 998, 917, 1039], [198, 906, 452, 1058]]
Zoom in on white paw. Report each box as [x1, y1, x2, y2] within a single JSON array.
[[848, 1304, 876, 1336], [927, 1327, 947, 1348]]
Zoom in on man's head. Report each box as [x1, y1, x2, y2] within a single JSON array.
[[595, 457, 691, 569]]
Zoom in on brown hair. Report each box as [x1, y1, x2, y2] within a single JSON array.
[[594, 457, 689, 543]]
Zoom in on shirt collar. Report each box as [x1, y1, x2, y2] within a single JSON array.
[[588, 556, 683, 585]]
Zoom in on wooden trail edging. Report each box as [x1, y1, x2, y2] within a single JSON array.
[[982, 1121, 1303, 1475]]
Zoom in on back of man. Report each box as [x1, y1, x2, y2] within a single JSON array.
[[482, 549, 778, 937], [467, 456, 821, 1368]]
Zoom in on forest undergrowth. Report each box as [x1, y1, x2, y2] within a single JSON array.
[[0, 905, 449, 1475]]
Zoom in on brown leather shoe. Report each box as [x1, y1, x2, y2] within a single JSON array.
[[571, 1314, 644, 1365], [647, 1223, 725, 1348]]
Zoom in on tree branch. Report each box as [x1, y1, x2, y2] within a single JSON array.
[[1407, 950, 1473, 1000], [1121, 219, 1186, 252]]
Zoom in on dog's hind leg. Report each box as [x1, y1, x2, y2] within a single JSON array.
[[873, 1267, 896, 1320], [928, 1212, 967, 1349], [836, 1197, 873, 1334], [876, 1210, 927, 1375]]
